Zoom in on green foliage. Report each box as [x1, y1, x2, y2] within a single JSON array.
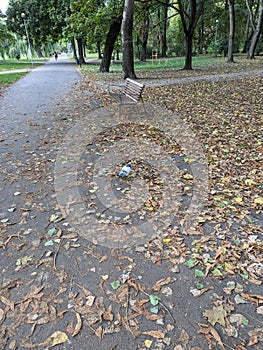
[[6, 0, 71, 48]]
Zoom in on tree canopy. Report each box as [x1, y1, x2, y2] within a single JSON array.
[[3, 0, 263, 74]]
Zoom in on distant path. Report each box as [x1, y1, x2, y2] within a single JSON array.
[[0, 53, 81, 127]]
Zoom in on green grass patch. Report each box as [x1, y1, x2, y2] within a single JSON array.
[[80, 54, 263, 82], [0, 72, 28, 86], [81, 54, 262, 72], [0, 59, 45, 72]]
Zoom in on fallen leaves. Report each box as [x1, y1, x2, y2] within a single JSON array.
[[0, 59, 262, 350], [203, 304, 227, 327]]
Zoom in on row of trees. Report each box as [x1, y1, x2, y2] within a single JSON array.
[[1, 0, 263, 78]]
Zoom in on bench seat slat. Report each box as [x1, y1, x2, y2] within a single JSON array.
[[109, 78, 145, 105]]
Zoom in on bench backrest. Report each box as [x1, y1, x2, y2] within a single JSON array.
[[123, 78, 145, 103]]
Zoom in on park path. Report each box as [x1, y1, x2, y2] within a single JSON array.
[[0, 59, 262, 350], [0, 54, 81, 126]]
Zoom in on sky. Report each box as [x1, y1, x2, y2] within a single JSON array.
[[0, 0, 9, 14]]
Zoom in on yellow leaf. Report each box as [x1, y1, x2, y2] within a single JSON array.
[[145, 339, 153, 348], [163, 238, 172, 243], [50, 331, 68, 347], [234, 197, 243, 203], [224, 262, 235, 274], [183, 173, 194, 180], [244, 179, 255, 186], [254, 197, 263, 205]]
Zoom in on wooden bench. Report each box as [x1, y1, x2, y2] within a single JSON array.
[[108, 78, 145, 114]]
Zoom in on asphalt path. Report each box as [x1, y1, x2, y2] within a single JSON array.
[[0, 54, 81, 125], [0, 56, 262, 350]]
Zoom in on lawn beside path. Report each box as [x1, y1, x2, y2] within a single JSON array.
[[0, 57, 262, 350]]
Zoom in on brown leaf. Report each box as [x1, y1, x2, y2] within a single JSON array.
[[22, 285, 45, 302], [141, 330, 165, 339], [77, 283, 93, 297], [0, 308, 5, 324], [177, 329, 190, 344], [94, 326, 104, 340], [240, 292, 263, 306], [86, 295, 96, 307], [8, 340, 16, 350], [151, 277, 172, 291], [203, 304, 227, 326], [248, 328, 263, 346], [209, 326, 225, 350], [0, 295, 15, 311], [144, 313, 161, 321], [72, 312, 82, 336], [99, 255, 108, 263], [103, 310, 114, 321]]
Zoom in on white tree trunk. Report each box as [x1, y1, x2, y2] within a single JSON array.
[[227, 0, 235, 62]]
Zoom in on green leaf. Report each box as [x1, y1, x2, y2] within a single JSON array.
[[242, 317, 249, 326], [239, 273, 249, 280], [212, 268, 223, 277], [47, 228, 58, 237], [16, 256, 32, 266], [44, 240, 54, 246], [197, 283, 204, 290], [149, 294, 161, 306], [184, 258, 195, 268], [110, 280, 121, 290], [194, 269, 205, 278], [150, 306, 159, 314], [60, 157, 68, 164], [49, 214, 59, 222]]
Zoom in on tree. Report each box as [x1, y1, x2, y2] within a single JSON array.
[[99, 15, 122, 72], [176, 0, 205, 70], [0, 14, 15, 59], [122, 0, 136, 78], [248, 0, 263, 58], [6, 0, 71, 54], [227, 0, 235, 62], [161, 0, 170, 57]]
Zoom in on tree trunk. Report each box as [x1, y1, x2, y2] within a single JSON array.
[[227, 0, 235, 63], [248, 0, 263, 58], [77, 38, 85, 65], [99, 16, 122, 72], [35, 47, 44, 58], [97, 41, 102, 59], [141, 18, 149, 62], [122, 0, 136, 79], [71, 39, 77, 61], [161, 0, 169, 57], [184, 32, 194, 69], [177, 0, 205, 70]]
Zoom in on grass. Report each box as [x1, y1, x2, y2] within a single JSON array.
[[0, 58, 47, 72], [0, 72, 28, 86], [80, 54, 263, 81], [0, 58, 46, 86], [82, 54, 251, 71]]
